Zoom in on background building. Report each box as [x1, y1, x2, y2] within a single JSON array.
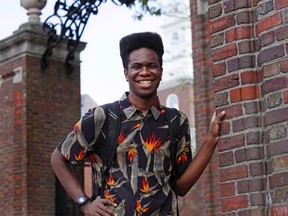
[[157, 0, 195, 141]]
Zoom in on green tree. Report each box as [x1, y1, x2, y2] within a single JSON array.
[[117, 0, 162, 20]]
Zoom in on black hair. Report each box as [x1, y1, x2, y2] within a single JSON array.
[[119, 32, 164, 69]]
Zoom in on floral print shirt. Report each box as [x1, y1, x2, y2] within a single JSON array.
[[57, 92, 192, 216]]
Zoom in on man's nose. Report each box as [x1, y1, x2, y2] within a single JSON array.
[[139, 66, 150, 75]]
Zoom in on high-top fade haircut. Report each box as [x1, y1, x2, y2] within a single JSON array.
[[119, 32, 164, 69]]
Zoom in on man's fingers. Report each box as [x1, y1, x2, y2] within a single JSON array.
[[96, 196, 117, 208], [102, 198, 117, 207], [218, 110, 225, 119], [215, 110, 225, 123], [93, 196, 117, 215], [210, 110, 225, 127]]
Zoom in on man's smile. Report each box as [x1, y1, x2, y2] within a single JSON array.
[[138, 80, 152, 84]]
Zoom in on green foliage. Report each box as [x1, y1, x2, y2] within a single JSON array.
[[120, 0, 162, 20]]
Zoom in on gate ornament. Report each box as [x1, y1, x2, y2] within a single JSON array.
[[41, 0, 161, 74]]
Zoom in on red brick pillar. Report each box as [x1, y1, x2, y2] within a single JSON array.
[[188, 0, 222, 215], [209, 0, 288, 215], [0, 20, 85, 215]]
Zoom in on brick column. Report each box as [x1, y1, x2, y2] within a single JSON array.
[[0, 19, 85, 216], [258, 1, 288, 214], [189, 0, 222, 215], [209, 0, 288, 215]]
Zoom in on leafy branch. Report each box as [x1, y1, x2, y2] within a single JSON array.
[[117, 0, 162, 20]]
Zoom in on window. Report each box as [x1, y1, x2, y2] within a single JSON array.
[[166, 94, 179, 109]]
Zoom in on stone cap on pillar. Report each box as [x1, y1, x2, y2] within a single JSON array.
[[14, 0, 48, 35], [20, 0, 47, 23]]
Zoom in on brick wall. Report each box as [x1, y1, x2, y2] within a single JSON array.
[[0, 49, 27, 216], [26, 55, 82, 215], [0, 22, 85, 216], [191, 0, 288, 215], [189, 0, 223, 215]]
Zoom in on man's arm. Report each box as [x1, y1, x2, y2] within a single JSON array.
[[51, 149, 85, 201], [50, 149, 117, 215], [176, 111, 225, 196]]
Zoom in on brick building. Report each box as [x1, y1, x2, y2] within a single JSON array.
[[1, 0, 288, 216]]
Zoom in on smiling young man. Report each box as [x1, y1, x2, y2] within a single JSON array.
[[51, 32, 225, 216]]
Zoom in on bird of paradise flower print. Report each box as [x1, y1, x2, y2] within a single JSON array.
[[139, 177, 151, 194], [88, 154, 97, 163], [106, 173, 115, 186], [132, 123, 141, 130], [136, 199, 150, 214], [127, 148, 138, 163], [117, 131, 125, 144], [75, 148, 86, 161], [104, 187, 117, 202], [176, 146, 190, 164], [160, 108, 166, 115], [145, 133, 162, 152]]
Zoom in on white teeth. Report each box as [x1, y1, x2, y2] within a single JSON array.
[[139, 80, 151, 84]]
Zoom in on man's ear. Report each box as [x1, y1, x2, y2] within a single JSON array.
[[124, 69, 128, 81]]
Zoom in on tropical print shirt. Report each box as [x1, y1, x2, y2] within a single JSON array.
[[57, 92, 192, 216]]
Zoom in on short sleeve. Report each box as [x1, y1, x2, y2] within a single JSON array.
[[174, 111, 192, 179], [57, 106, 106, 164]]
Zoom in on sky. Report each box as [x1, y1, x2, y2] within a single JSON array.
[[0, 1, 165, 105]]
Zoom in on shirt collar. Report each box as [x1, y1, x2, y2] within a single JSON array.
[[119, 92, 161, 120]]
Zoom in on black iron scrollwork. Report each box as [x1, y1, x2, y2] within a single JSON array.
[[41, 0, 134, 74]]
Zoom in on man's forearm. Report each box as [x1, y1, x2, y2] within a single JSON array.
[[176, 136, 218, 196], [176, 111, 225, 196]]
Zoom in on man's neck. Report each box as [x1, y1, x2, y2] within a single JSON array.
[[128, 94, 157, 115]]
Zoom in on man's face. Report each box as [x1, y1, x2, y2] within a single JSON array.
[[124, 47, 163, 100]]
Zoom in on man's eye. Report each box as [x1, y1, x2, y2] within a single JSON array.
[[131, 64, 141, 69], [149, 64, 159, 69]]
